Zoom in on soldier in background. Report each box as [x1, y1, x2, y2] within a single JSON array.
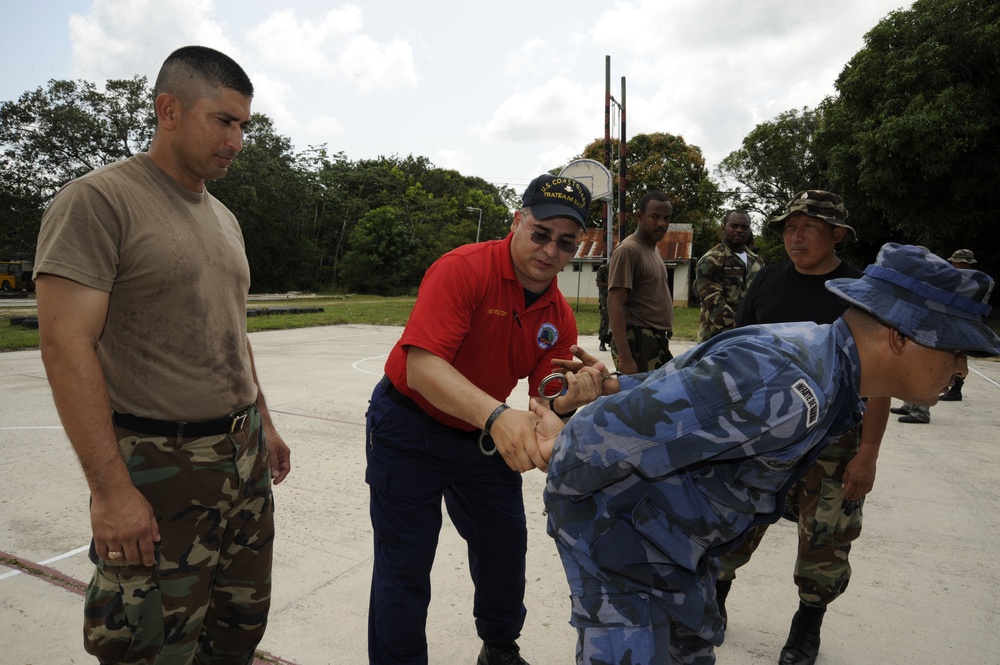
[[538, 243, 999, 664], [596, 260, 611, 352], [694, 209, 763, 342], [607, 191, 675, 374], [894, 248, 982, 422], [720, 190, 890, 665], [940, 249, 979, 401]]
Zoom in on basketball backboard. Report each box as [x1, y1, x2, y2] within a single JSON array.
[[559, 159, 613, 202]]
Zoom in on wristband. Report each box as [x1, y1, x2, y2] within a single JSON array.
[[602, 371, 622, 381], [549, 398, 577, 419], [484, 403, 510, 434]]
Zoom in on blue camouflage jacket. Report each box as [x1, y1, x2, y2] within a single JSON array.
[[544, 318, 865, 643]]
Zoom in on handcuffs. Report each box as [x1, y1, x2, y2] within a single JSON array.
[[477, 373, 570, 456]]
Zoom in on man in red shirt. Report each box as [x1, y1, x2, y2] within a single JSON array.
[[366, 174, 603, 665]]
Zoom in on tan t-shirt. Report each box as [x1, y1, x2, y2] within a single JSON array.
[[608, 233, 674, 331], [34, 153, 257, 421]]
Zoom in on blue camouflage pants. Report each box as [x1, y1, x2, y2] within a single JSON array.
[[556, 544, 717, 665]]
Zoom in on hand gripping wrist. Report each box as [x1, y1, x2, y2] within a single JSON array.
[[484, 403, 510, 434]]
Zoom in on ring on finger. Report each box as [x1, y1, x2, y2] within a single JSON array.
[[107, 550, 124, 560]]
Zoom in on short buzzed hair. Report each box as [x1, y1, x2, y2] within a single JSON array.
[[637, 191, 671, 214], [153, 45, 253, 116], [723, 209, 749, 225]]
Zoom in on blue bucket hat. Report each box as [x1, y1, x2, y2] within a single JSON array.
[[826, 243, 1000, 357]]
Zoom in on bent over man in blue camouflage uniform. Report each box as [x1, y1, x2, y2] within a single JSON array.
[[532, 244, 1000, 664]]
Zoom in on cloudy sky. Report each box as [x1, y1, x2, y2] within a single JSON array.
[[4, 0, 911, 192]]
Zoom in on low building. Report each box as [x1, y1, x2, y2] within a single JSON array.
[[556, 224, 693, 307]]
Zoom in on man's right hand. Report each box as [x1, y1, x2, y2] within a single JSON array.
[[614, 356, 638, 376], [489, 407, 548, 473], [91, 485, 161, 566], [551, 345, 623, 396]]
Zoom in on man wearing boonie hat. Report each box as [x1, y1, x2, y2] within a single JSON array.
[[894, 248, 984, 418], [533, 242, 999, 665], [366, 174, 602, 665], [717, 190, 891, 665]]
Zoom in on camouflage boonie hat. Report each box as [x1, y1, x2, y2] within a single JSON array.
[[522, 174, 592, 231], [826, 243, 1000, 357], [947, 249, 977, 264], [767, 190, 856, 242]]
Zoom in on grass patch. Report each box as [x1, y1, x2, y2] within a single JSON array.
[[5, 295, 994, 355]]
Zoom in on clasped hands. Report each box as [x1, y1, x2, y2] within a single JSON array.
[[493, 345, 616, 473]]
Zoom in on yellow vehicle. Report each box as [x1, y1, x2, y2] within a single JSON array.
[[0, 261, 34, 292]]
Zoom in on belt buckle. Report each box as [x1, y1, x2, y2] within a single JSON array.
[[229, 409, 249, 433]]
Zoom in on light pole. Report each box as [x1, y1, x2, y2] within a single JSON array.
[[466, 207, 483, 242]]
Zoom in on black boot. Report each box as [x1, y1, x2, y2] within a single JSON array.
[[477, 641, 530, 665], [940, 376, 964, 401], [716, 579, 732, 630], [778, 602, 825, 665]]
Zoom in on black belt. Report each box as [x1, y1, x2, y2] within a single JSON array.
[[378, 376, 480, 440], [112, 406, 253, 438], [627, 324, 673, 339]]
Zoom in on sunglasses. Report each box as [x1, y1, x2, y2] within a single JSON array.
[[527, 227, 580, 254]]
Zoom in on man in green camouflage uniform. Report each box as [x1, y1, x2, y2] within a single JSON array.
[[717, 191, 890, 665], [694, 209, 763, 342], [538, 243, 999, 664], [34, 46, 291, 664]]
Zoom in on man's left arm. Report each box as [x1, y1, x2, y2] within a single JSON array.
[[247, 339, 291, 484], [842, 395, 889, 500]]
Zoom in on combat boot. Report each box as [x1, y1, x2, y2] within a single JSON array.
[[715, 579, 732, 630], [477, 641, 530, 665], [778, 602, 825, 665]]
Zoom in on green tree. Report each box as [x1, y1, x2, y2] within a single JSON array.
[[339, 206, 421, 294], [578, 132, 723, 258], [0, 76, 154, 198], [209, 114, 319, 292], [716, 107, 826, 219], [819, 0, 1000, 282]]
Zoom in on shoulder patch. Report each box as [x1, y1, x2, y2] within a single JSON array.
[[536, 322, 558, 349], [791, 379, 819, 428]]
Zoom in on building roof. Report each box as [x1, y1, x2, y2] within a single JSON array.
[[574, 223, 693, 264]]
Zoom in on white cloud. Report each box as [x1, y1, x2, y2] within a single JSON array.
[[481, 77, 597, 144], [68, 0, 236, 83], [433, 149, 472, 173], [245, 5, 417, 92]]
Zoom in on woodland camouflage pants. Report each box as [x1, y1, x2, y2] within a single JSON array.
[[83, 406, 274, 665]]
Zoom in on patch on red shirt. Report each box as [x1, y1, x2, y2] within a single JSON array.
[[537, 322, 558, 349]]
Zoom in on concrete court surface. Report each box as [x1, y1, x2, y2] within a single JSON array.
[[1, 323, 999, 665]]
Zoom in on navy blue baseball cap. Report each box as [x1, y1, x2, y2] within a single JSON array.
[[827, 243, 1000, 357], [521, 174, 591, 231]]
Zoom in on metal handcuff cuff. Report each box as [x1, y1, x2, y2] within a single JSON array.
[[477, 373, 570, 456]]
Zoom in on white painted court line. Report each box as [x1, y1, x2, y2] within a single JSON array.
[[970, 366, 999, 389], [0, 545, 89, 581], [353, 354, 388, 376]]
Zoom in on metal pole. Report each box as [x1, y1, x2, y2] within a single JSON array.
[[605, 56, 612, 261], [466, 207, 483, 242], [619, 76, 627, 236]]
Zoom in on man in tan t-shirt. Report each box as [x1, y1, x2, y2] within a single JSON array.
[[607, 191, 675, 374], [34, 46, 290, 664]]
